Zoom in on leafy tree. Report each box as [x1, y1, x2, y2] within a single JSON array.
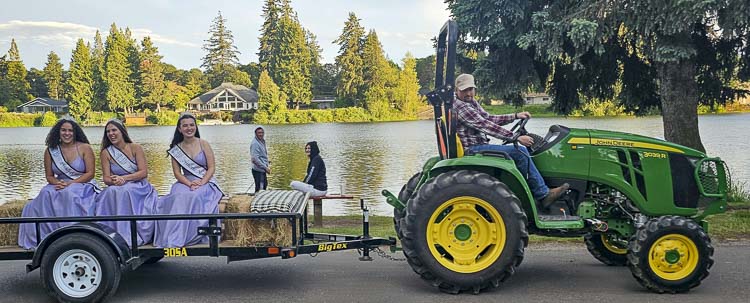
[[448, 0, 750, 152], [103, 23, 136, 113], [256, 70, 288, 123], [361, 30, 395, 118], [202, 11, 241, 84], [164, 81, 190, 111], [1, 39, 31, 109], [139, 36, 168, 111], [224, 68, 253, 88], [393, 53, 422, 117], [333, 12, 366, 107], [43, 51, 64, 99], [240, 62, 261, 89], [91, 30, 106, 111], [67, 39, 94, 121], [26, 68, 47, 98], [182, 68, 210, 99], [415, 55, 436, 90], [312, 63, 337, 98]]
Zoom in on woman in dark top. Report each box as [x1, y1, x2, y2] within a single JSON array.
[[290, 141, 327, 197]]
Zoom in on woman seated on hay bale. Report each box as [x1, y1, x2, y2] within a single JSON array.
[[290, 141, 327, 197], [18, 118, 100, 249], [95, 119, 158, 247], [153, 113, 224, 248]]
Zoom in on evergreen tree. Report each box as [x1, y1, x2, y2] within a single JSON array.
[[103, 24, 136, 113], [139, 36, 168, 111], [361, 30, 393, 118], [333, 12, 366, 107], [202, 11, 241, 85], [239, 62, 261, 89], [415, 55, 436, 90], [183, 68, 210, 98], [256, 69, 287, 123], [43, 51, 64, 99], [258, 0, 282, 71], [393, 53, 422, 117], [124, 27, 142, 103], [67, 39, 93, 121], [312, 63, 338, 98], [26, 68, 47, 98], [91, 30, 106, 111], [2, 39, 31, 109]]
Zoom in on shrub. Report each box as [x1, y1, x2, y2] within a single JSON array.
[[147, 111, 180, 126], [37, 111, 58, 127], [308, 110, 334, 123], [86, 112, 119, 126], [333, 107, 371, 122], [0, 112, 39, 127], [285, 110, 312, 124]]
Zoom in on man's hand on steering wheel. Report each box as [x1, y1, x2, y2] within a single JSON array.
[[517, 135, 534, 147], [516, 111, 531, 119]]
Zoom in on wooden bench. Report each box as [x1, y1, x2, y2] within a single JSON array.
[[310, 194, 354, 227]]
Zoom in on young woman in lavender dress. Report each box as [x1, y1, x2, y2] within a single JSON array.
[[95, 119, 157, 246], [18, 119, 99, 249], [153, 113, 223, 248]]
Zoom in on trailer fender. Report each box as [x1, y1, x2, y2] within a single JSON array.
[[27, 222, 131, 272]]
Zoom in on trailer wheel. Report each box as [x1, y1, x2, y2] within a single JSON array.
[[584, 232, 628, 266], [628, 216, 713, 293], [394, 172, 422, 238], [401, 170, 528, 294], [41, 233, 122, 303]]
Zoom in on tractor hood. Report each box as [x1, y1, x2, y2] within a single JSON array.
[[565, 128, 707, 158]]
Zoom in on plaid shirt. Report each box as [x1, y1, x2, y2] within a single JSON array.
[[454, 97, 516, 148]]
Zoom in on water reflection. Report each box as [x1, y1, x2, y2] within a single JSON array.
[[1, 114, 748, 215]]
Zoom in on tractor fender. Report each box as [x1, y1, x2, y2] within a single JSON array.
[[27, 222, 131, 272], [429, 157, 542, 221]]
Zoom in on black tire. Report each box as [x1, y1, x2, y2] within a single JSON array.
[[143, 256, 163, 264], [627, 216, 714, 293], [584, 232, 628, 266], [41, 233, 122, 303], [394, 172, 422, 238], [400, 170, 528, 294]]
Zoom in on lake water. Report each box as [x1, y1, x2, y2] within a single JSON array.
[[1, 113, 748, 215]]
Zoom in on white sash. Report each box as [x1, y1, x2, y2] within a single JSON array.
[[106, 145, 138, 174], [168, 145, 224, 194], [48, 146, 101, 192]]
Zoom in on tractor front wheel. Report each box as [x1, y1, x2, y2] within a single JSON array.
[[584, 232, 628, 266], [394, 172, 422, 238], [400, 170, 528, 294], [627, 216, 713, 293]]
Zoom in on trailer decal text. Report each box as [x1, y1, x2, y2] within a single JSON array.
[[318, 243, 348, 252], [163, 247, 188, 257]]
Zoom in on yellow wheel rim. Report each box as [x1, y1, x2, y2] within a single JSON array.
[[426, 196, 506, 273], [601, 234, 627, 255], [648, 234, 700, 281]]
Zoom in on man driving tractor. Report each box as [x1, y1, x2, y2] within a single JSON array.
[[453, 73, 569, 208]]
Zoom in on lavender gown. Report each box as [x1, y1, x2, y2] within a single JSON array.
[[153, 150, 222, 248], [95, 161, 157, 246], [18, 156, 97, 249]]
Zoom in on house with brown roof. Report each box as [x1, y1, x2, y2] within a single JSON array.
[[188, 82, 259, 112]]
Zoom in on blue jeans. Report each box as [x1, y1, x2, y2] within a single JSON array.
[[467, 145, 549, 200]]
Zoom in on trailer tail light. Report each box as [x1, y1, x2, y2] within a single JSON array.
[[267, 247, 280, 255], [281, 249, 296, 259]]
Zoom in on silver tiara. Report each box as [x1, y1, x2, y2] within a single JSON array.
[[106, 118, 124, 126], [179, 112, 195, 118], [58, 114, 76, 123]]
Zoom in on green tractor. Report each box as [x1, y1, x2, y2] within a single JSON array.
[[383, 21, 729, 294]]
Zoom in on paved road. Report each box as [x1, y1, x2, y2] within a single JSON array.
[[1, 243, 748, 303]]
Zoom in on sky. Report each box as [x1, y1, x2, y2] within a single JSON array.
[[0, 0, 451, 70]]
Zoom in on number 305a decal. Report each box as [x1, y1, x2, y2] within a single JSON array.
[[163, 247, 188, 257]]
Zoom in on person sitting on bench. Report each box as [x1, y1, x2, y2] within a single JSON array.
[[290, 141, 327, 197]]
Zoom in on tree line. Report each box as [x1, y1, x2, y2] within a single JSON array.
[[0, 0, 426, 123]]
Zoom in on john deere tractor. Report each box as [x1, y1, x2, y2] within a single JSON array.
[[383, 21, 729, 294]]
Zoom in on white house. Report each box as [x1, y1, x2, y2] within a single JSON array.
[[188, 82, 258, 112], [524, 93, 553, 105]]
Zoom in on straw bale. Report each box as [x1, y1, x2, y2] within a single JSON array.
[[221, 194, 293, 247], [0, 200, 28, 246]]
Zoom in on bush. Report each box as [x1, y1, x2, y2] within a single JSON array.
[[285, 110, 312, 124], [86, 112, 119, 126], [0, 112, 39, 127], [147, 111, 180, 126], [333, 107, 371, 122], [37, 111, 58, 127], [308, 110, 334, 123]]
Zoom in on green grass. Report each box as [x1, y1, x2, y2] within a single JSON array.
[[706, 209, 750, 240], [728, 180, 750, 204]]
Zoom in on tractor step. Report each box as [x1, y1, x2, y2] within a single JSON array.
[[539, 215, 581, 222]]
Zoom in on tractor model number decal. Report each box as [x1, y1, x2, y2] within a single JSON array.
[[318, 243, 348, 252], [163, 247, 188, 257], [642, 152, 667, 159]]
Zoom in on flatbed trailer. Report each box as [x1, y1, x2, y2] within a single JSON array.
[[0, 192, 395, 303]]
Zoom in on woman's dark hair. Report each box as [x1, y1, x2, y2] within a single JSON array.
[[169, 113, 200, 151], [46, 119, 89, 148], [101, 119, 133, 150], [306, 141, 320, 159]]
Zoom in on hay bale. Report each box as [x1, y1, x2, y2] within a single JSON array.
[[0, 200, 28, 246], [221, 194, 293, 247]]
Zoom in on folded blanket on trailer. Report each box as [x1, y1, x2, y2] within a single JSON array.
[[250, 190, 308, 214]]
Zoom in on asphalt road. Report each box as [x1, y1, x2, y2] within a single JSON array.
[[1, 242, 748, 303]]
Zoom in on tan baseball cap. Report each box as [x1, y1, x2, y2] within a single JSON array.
[[456, 73, 476, 91]]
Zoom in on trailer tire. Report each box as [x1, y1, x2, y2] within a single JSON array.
[[394, 172, 422, 238], [585, 232, 628, 266], [401, 170, 528, 294], [41, 233, 122, 303]]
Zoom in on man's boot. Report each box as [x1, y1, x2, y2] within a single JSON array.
[[540, 183, 570, 209]]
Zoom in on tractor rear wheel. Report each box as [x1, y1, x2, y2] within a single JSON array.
[[400, 170, 528, 294], [394, 172, 421, 238], [584, 232, 628, 266], [627, 216, 713, 293]]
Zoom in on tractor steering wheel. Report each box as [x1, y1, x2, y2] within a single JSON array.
[[504, 118, 530, 145]]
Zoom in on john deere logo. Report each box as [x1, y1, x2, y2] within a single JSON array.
[[318, 243, 348, 252], [592, 139, 635, 148]]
